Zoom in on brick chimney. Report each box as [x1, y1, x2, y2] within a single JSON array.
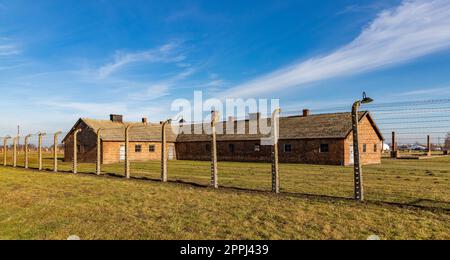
[[302, 109, 310, 117], [142, 117, 148, 125], [110, 114, 123, 123]]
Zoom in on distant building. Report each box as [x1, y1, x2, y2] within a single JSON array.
[[63, 110, 384, 166], [62, 115, 177, 164]]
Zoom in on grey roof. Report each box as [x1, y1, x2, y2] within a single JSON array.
[[63, 118, 177, 142], [176, 112, 384, 142], [63, 111, 383, 143]]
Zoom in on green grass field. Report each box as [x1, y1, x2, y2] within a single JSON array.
[[0, 152, 449, 240]]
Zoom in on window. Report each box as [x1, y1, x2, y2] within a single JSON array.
[[229, 144, 235, 153], [320, 144, 329, 153], [363, 144, 367, 153], [284, 144, 292, 153], [149, 145, 156, 152], [374, 144, 378, 153], [254, 144, 261, 152], [135, 145, 142, 153]]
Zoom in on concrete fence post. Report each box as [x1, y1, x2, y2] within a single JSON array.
[[13, 136, 18, 167], [160, 120, 172, 182], [391, 131, 397, 159], [96, 129, 103, 175], [211, 111, 220, 189], [53, 132, 62, 172], [427, 135, 432, 157], [352, 101, 364, 202], [24, 135, 31, 169], [73, 129, 81, 174], [271, 108, 281, 193], [3, 136, 11, 166], [38, 133, 47, 171], [125, 125, 132, 179]]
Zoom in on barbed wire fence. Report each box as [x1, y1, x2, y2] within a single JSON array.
[[0, 99, 449, 209], [0, 131, 68, 171]]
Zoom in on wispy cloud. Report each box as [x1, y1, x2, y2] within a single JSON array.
[[394, 86, 450, 97], [337, 2, 395, 15], [128, 67, 196, 101], [97, 42, 185, 79], [42, 101, 128, 117], [0, 39, 20, 56], [222, 0, 450, 98], [0, 64, 26, 71], [38, 99, 172, 124]]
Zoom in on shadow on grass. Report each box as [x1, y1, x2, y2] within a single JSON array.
[[2, 165, 449, 213], [93, 170, 450, 213]]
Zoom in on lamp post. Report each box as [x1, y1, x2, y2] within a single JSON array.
[[160, 119, 172, 182], [352, 92, 373, 202]]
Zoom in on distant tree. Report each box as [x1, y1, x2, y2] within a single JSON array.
[[445, 133, 450, 150]]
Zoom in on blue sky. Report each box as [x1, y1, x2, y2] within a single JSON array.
[[1, 0, 450, 135]]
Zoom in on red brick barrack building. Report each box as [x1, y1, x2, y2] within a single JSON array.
[[63, 110, 384, 166]]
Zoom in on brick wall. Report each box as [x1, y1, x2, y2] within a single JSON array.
[[176, 116, 383, 166], [64, 121, 97, 163], [176, 138, 346, 165], [64, 122, 176, 164], [344, 116, 383, 166], [64, 115, 382, 166], [102, 141, 176, 164]]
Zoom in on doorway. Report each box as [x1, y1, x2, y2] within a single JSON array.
[[119, 145, 125, 161], [168, 145, 175, 160]]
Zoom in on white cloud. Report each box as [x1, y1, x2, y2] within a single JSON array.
[[337, 3, 392, 15], [97, 42, 185, 79], [128, 84, 171, 101], [0, 39, 20, 56], [222, 0, 450, 98], [36, 100, 173, 126], [42, 101, 128, 117], [394, 86, 450, 97], [128, 68, 196, 101]]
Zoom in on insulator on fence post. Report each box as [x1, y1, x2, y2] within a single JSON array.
[[352, 102, 364, 202], [13, 136, 18, 168], [160, 120, 172, 182], [211, 111, 220, 189], [38, 132, 47, 171], [125, 125, 132, 179], [427, 135, 432, 157], [3, 136, 11, 166], [24, 135, 31, 169], [73, 129, 81, 174], [391, 132, 397, 159], [271, 108, 281, 194], [96, 129, 102, 176], [53, 131, 62, 172]]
